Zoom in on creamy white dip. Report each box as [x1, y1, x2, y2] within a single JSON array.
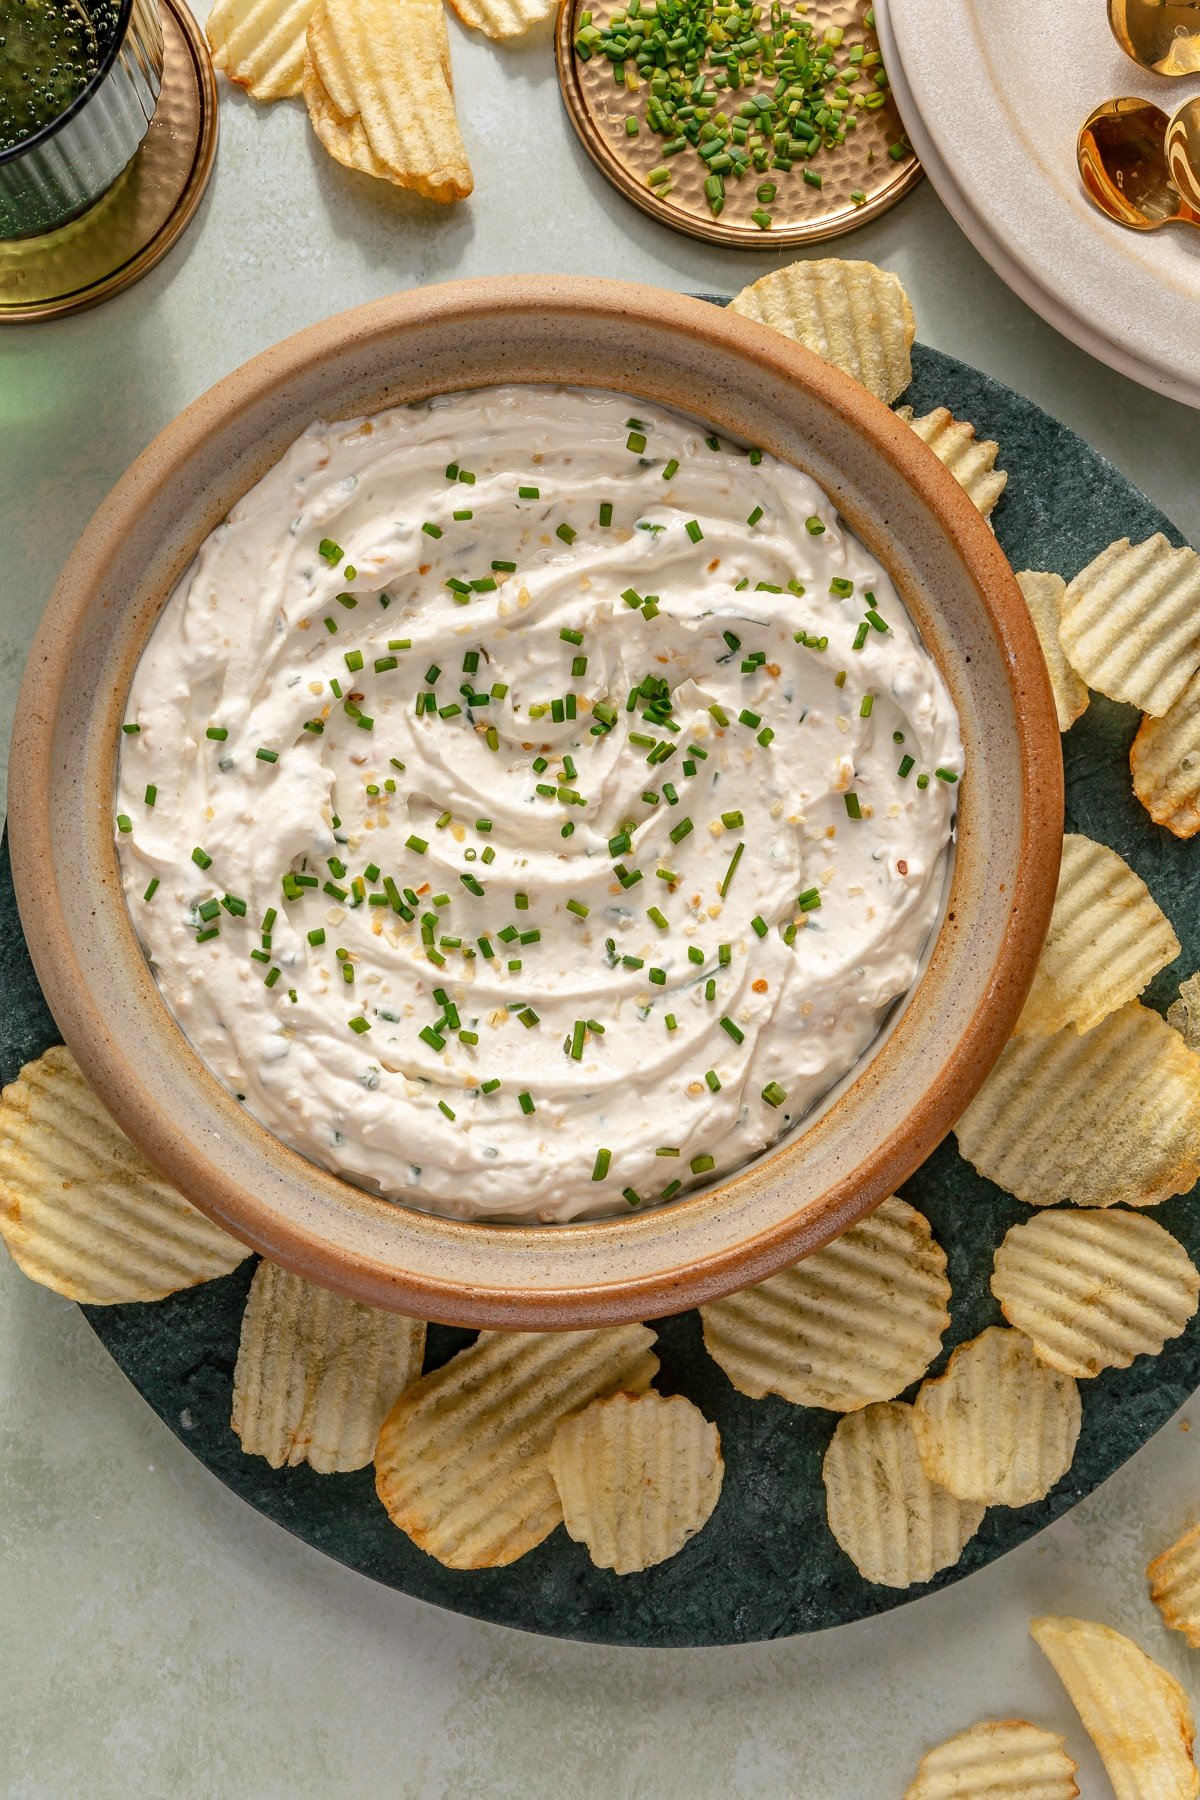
[[115, 385, 963, 1223]]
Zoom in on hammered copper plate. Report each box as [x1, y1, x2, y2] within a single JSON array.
[[556, 0, 921, 246], [0, 0, 217, 323]]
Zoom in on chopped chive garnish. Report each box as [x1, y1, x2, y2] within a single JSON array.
[[205, 726, 228, 741], [721, 811, 744, 829], [438, 1099, 456, 1120], [421, 522, 442, 539], [566, 899, 589, 918], [797, 887, 821, 912], [191, 846, 212, 869], [649, 968, 666, 985], [705, 1069, 721, 1092], [481, 1078, 501, 1094], [935, 768, 959, 784], [844, 792, 862, 819], [518, 1091, 535, 1114], [406, 835, 428, 854], [122, 722, 140, 734], [719, 842, 744, 897], [143, 878, 159, 902], [647, 906, 669, 930], [685, 519, 703, 543], [860, 695, 874, 717], [318, 538, 343, 564], [762, 1081, 787, 1108], [144, 785, 156, 806], [599, 501, 613, 526], [720, 1015, 744, 1044], [691, 1154, 715, 1174], [805, 516, 826, 536], [519, 485, 540, 499], [556, 523, 577, 545], [592, 1147, 612, 1180]]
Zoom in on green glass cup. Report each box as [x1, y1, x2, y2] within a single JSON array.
[[0, 0, 163, 239]]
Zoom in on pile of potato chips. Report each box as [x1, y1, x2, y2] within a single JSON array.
[[203, 0, 558, 200], [4, 260, 1200, 1780]]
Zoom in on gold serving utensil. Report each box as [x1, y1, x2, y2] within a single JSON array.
[[1078, 96, 1200, 228], [1108, 0, 1200, 76], [1166, 94, 1200, 207]]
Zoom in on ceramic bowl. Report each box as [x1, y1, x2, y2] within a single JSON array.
[[7, 276, 1063, 1328]]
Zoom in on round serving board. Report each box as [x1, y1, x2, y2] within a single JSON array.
[[3, 338, 1197, 1647]]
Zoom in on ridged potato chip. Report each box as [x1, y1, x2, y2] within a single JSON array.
[[955, 1002, 1200, 1210], [1031, 1615, 1200, 1800], [895, 407, 1007, 519], [822, 1401, 984, 1589], [1015, 834, 1179, 1038], [1132, 668, 1200, 838], [700, 1196, 950, 1411], [447, 0, 555, 38], [911, 1327, 1080, 1507], [303, 57, 389, 181], [730, 259, 915, 404], [374, 1325, 658, 1568], [548, 1390, 722, 1574], [1016, 572, 1090, 733], [206, 0, 318, 100], [1149, 1522, 1200, 1649], [232, 1260, 426, 1473], [1058, 534, 1200, 717], [304, 0, 473, 202], [904, 1720, 1079, 1800], [0, 1045, 248, 1304], [991, 1208, 1199, 1378]]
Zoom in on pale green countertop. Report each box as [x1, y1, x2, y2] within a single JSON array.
[[4, 15, 1200, 1795]]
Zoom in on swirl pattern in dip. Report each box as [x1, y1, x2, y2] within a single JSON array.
[[115, 385, 963, 1223]]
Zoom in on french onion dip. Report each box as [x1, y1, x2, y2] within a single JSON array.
[[115, 385, 963, 1223]]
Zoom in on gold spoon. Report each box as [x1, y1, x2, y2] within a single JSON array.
[[1077, 96, 1200, 229], [1166, 94, 1200, 208], [1108, 0, 1200, 76]]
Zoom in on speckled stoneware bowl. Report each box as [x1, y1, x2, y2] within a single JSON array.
[[7, 277, 1062, 1328]]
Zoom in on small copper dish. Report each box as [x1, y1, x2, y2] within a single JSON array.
[[555, 0, 921, 247]]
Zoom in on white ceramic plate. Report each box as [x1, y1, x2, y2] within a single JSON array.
[[876, 0, 1200, 408]]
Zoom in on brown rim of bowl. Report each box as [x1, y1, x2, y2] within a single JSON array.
[[7, 276, 1063, 1328]]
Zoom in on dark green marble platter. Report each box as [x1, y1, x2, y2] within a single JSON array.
[[3, 339, 1197, 1648]]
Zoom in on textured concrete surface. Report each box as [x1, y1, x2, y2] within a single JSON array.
[[3, 8, 1200, 1793]]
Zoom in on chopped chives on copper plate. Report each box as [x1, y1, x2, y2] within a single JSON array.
[[556, 0, 919, 248]]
